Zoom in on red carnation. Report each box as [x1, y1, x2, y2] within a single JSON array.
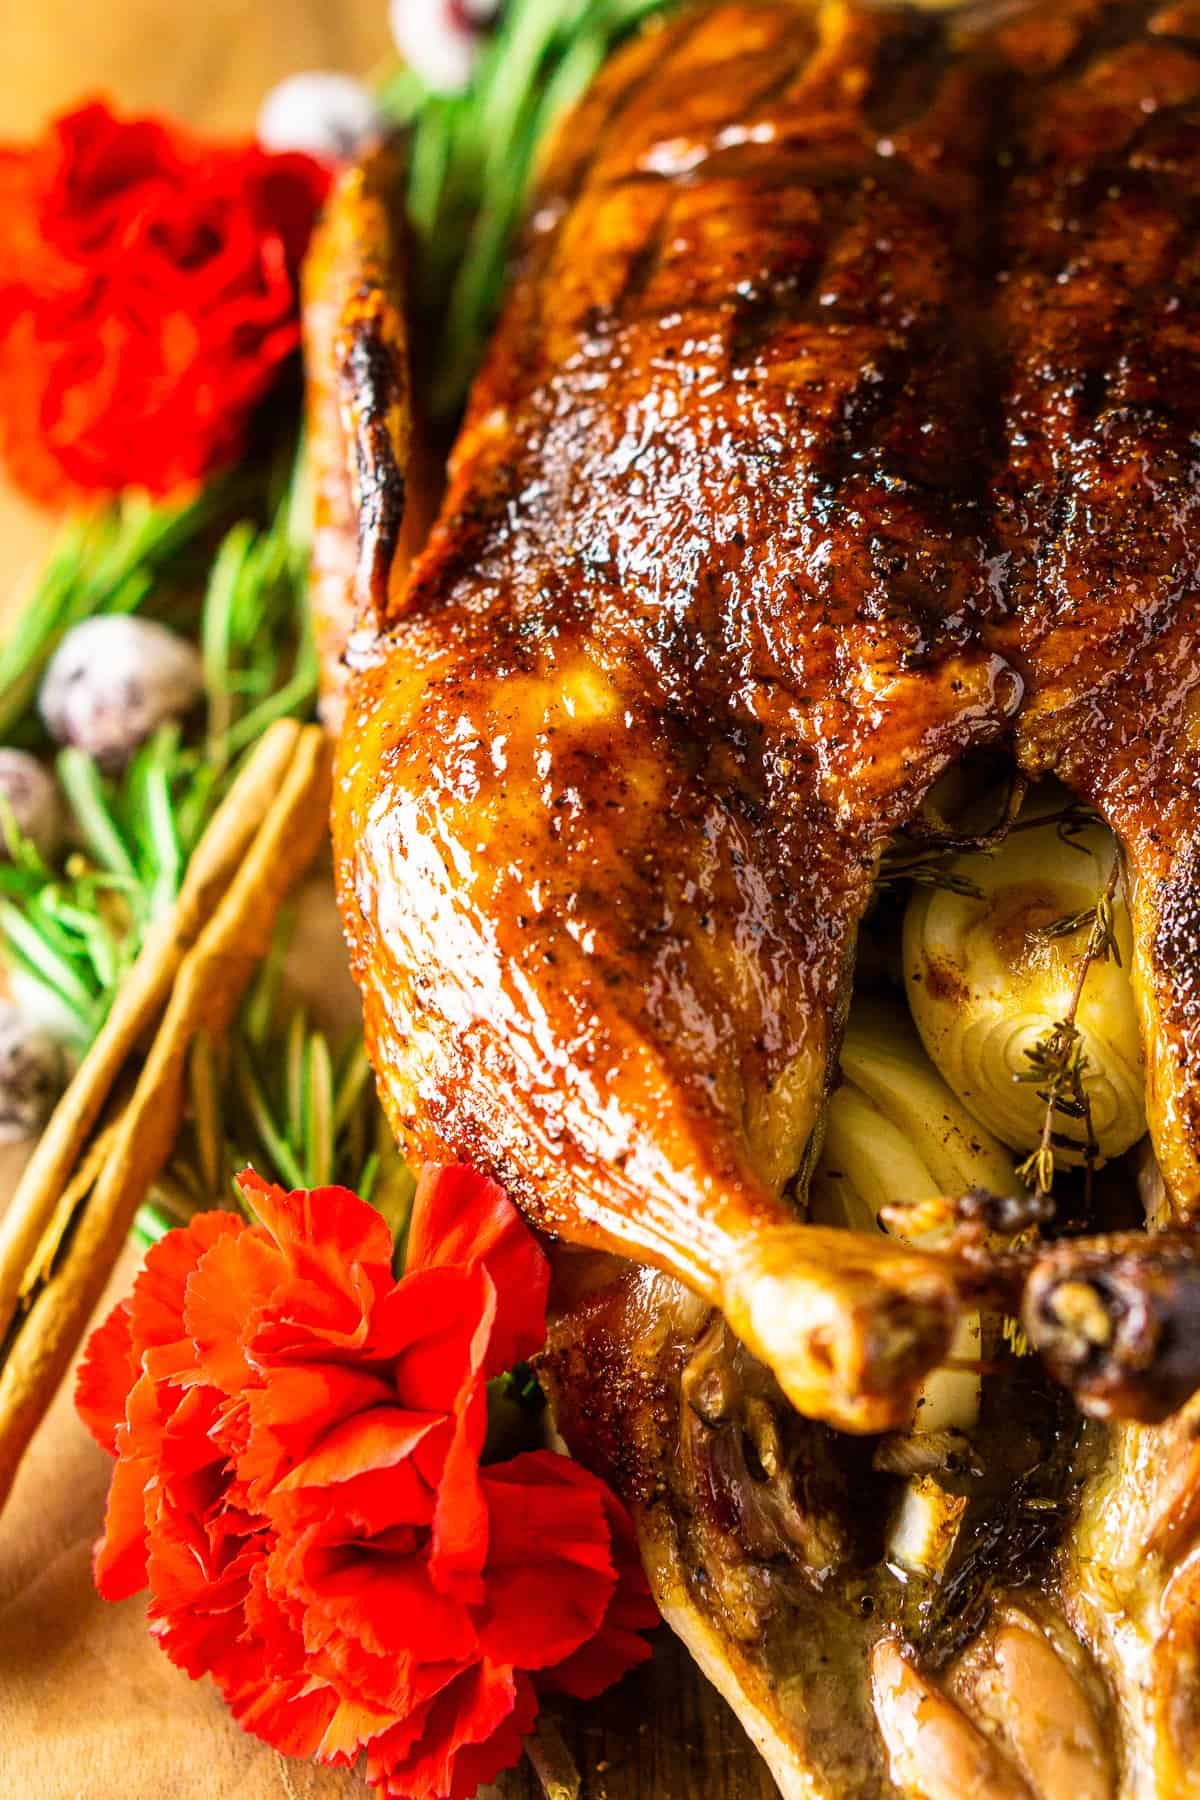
[[0, 101, 329, 505], [76, 1165, 656, 1800]]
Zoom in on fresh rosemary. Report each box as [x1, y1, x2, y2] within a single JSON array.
[[380, 0, 676, 420], [0, 444, 317, 1048], [133, 916, 414, 1251], [876, 846, 988, 900], [0, 479, 236, 745]]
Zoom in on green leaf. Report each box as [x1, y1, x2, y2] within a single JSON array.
[[333, 1040, 374, 1133], [142, 747, 184, 919], [0, 898, 98, 1035], [223, 627, 318, 757], [55, 751, 138, 884], [285, 1006, 309, 1148], [234, 1038, 307, 1192], [357, 1149, 382, 1207], [202, 519, 257, 766]]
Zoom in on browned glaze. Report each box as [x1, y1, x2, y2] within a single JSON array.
[[982, 2, 1200, 1206], [318, 0, 1200, 1428], [303, 146, 439, 730], [329, 3, 1018, 1427]]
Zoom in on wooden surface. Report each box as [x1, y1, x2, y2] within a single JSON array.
[[0, 5, 777, 1796]]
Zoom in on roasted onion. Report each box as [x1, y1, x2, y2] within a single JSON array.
[[811, 1004, 1020, 1577], [902, 811, 1146, 1166], [811, 1002, 1016, 1432]]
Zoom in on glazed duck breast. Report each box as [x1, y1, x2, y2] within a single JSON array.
[[321, 0, 1200, 1435], [305, 0, 1200, 1793]]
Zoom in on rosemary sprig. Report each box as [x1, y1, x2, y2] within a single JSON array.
[[1040, 906, 1102, 943], [1042, 800, 1104, 852], [877, 846, 988, 900], [0, 446, 317, 1048], [381, 0, 676, 420], [0, 479, 238, 744], [879, 798, 1107, 903], [134, 926, 414, 1252], [1015, 862, 1122, 1201]]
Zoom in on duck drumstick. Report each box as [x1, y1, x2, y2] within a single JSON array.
[[1022, 1233, 1200, 1424]]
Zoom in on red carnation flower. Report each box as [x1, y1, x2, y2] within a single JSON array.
[[76, 1165, 656, 1800], [0, 101, 329, 505]]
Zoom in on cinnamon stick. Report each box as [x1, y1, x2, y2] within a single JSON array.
[[0, 724, 331, 1513], [0, 716, 306, 1340]]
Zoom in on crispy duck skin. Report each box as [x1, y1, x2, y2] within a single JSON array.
[[320, 0, 1200, 1430], [985, 0, 1200, 1214], [329, 1, 1012, 1431], [302, 148, 438, 732]]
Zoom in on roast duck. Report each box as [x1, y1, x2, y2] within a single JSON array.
[[304, 1, 1200, 1791]]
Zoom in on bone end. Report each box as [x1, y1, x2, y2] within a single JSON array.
[[721, 1225, 960, 1435]]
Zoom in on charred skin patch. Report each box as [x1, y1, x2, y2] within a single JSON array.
[[1154, 838, 1200, 1036], [342, 314, 408, 628]]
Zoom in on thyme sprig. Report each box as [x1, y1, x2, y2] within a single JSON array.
[[879, 798, 1107, 903], [1040, 906, 1102, 943], [1015, 862, 1122, 1201], [1042, 800, 1105, 852]]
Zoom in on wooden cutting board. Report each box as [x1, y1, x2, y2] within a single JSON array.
[[0, 5, 777, 1796]]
